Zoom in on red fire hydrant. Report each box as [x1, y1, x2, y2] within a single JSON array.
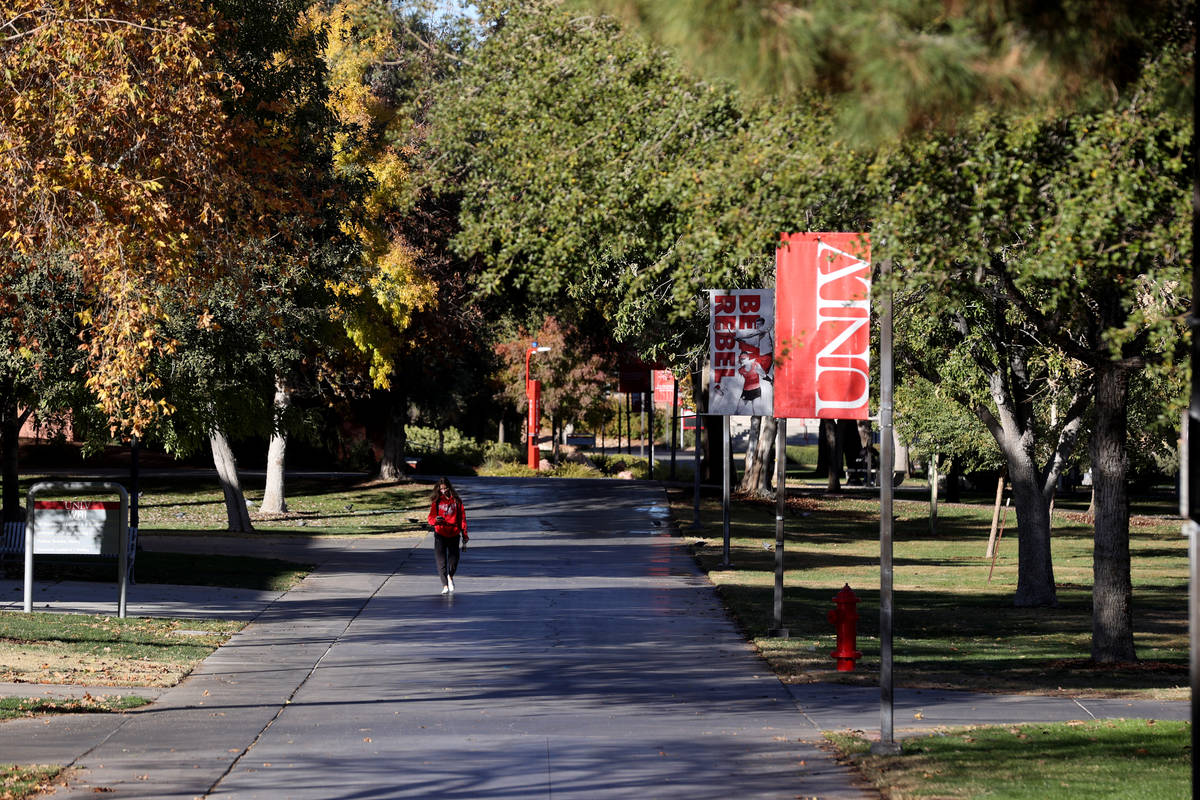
[[827, 583, 863, 672]]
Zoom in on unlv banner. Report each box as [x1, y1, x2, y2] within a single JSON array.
[[775, 233, 871, 419], [707, 289, 775, 416]]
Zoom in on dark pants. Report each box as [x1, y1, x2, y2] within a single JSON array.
[[434, 534, 461, 586]]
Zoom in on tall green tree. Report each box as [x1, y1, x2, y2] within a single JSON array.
[[424, 1, 874, 491], [591, 0, 1192, 663], [315, 0, 487, 479], [0, 254, 86, 522], [880, 50, 1191, 654]]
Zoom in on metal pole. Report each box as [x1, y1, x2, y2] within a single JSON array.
[[873, 257, 900, 755], [644, 391, 650, 466], [130, 434, 140, 529], [670, 377, 679, 480], [692, 413, 703, 529], [722, 415, 731, 567], [769, 418, 789, 637], [1190, 520, 1199, 788], [626, 392, 632, 455], [1189, 55, 1199, 780]]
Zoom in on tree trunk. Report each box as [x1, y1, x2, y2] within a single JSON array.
[[970, 369, 1070, 608], [740, 416, 762, 489], [1, 394, 23, 522], [1007, 448, 1057, 607], [824, 419, 842, 493], [210, 427, 253, 532], [815, 418, 833, 476], [379, 389, 407, 481], [260, 378, 292, 514], [701, 415, 723, 484], [738, 416, 777, 497], [1090, 362, 1136, 662]]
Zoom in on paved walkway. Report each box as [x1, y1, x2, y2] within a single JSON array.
[[0, 477, 1188, 799]]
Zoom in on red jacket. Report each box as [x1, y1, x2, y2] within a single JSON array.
[[428, 495, 468, 541]]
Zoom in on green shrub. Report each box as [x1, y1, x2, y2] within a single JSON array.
[[483, 440, 522, 463], [548, 461, 602, 479], [589, 453, 623, 475], [407, 426, 484, 466], [477, 458, 538, 477]]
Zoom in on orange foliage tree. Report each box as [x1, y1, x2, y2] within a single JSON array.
[[0, 0, 314, 435], [494, 318, 614, 452]]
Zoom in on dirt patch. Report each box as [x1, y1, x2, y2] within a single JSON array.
[[0, 646, 191, 687]]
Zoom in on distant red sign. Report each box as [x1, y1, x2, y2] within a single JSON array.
[[652, 370, 676, 407], [775, 233, 871, 419]]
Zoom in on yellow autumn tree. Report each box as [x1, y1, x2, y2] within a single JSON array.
[[311, 0, 437, 390], [0, 0, 311, 434]]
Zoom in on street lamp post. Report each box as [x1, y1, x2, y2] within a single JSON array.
[[525, 342, 551, 470]]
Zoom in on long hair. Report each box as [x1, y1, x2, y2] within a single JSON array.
[[429, 476, 461, 506]]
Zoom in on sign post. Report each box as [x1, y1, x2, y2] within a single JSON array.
[[873, 257, 901, 755], [775, 232, 890, 747], [25, 481, 130, 618], [769, 417, 789, 638]]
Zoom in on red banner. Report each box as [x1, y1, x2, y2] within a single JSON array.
[[652, 370, 676, 408], [775, 233, 871, 419]]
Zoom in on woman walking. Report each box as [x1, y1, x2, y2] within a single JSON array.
[[427, 477, 469, 594]]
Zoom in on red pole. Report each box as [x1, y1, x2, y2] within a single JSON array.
[[527, 379, 541, 469]]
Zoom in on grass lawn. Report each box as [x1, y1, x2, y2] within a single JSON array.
[[0, 611, 242, 686], [133, 476, 432, 535], [828, 719, 1191, 799], [665, 483, 1189, 698], [2, 468, 1190, 798], [667, 475, 1190, 798], [0, 695, 151, 720], [0, 765, 62, 800]]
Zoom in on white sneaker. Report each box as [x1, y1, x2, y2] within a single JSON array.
[[447, 577, 455, 593], [440, 585, 450, 595]]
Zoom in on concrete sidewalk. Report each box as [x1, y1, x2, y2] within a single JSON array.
[[0, 477, 1188, 799]]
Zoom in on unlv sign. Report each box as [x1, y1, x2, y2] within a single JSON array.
[[775, 233, 871, 419]]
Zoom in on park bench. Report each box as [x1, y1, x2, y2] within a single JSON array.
[[565, 433, 596, 448]]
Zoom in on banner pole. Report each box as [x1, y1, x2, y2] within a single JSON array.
[[691, 364, 703, 529], [769, 418, 789, 637], [722, 415, 731, 567], [873, 257, 900, 755], [670, 376, 679, 480]]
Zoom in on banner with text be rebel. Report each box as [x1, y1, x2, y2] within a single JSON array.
[[775, 233, 871, 420]]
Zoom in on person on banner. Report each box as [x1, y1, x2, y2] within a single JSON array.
[[427, 477, 469, 594], [735, 316, 774, 415]]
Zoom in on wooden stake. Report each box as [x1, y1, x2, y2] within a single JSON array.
[[985, 475, 1005, 558], [987, 497, 1011, 583]]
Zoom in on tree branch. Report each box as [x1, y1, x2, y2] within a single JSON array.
[[1041, 384, 1092, 499], [993, 254, 1094, 362]]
